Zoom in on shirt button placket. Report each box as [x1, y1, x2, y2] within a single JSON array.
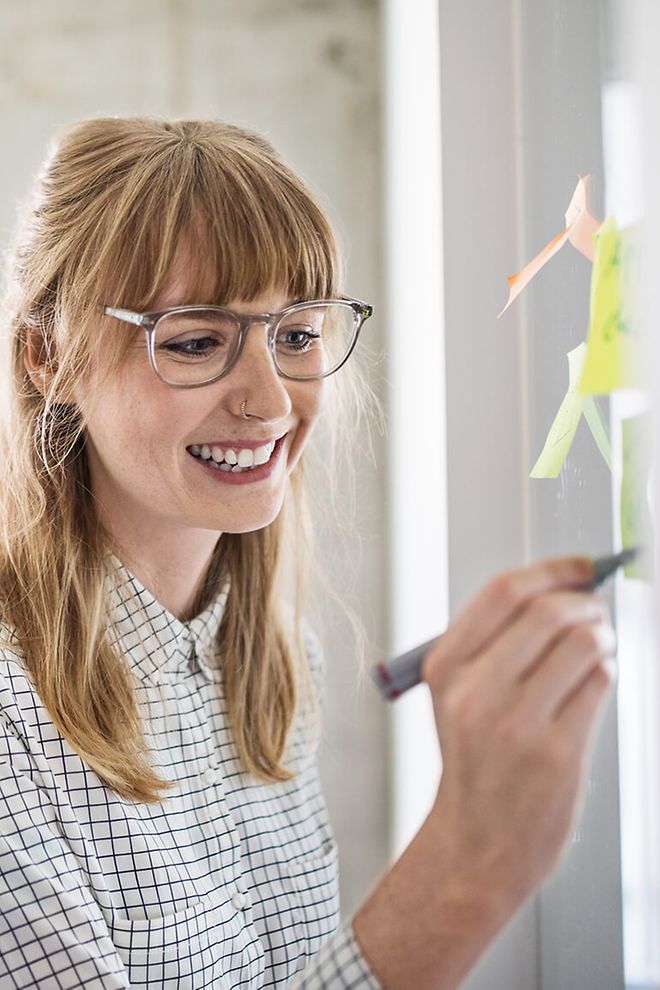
[[231, 890, 250, 911], [202, 767, 225, 798], [202, 766, 224, 792]]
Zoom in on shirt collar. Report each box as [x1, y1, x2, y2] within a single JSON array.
[[106, 555, 230, 686]]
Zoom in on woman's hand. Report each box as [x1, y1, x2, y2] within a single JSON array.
[[352, 555, 617, 990], [422, 554, 617, 911]]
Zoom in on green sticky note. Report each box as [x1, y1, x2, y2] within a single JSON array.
[[583, 396, 613, 471], [620, 412, 654, 580], [579, 218, 640, 395], [530, 343, 586, 478]]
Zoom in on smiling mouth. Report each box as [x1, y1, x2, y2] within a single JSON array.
[[186, 434, 287, 473]]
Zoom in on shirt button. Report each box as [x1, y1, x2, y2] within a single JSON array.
[[203, 767, 222, 786], [232, 890, 249, 911]]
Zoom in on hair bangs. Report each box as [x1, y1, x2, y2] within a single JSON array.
[[182, 151, 343, 305], [91, 135, 343, 337]]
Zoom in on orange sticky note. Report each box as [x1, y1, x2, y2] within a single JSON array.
[[565, 174, 600, 261], [498, 175, 601, 317], [497, 227, 571, 318]]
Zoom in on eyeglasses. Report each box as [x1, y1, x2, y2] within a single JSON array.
[[102, 296, 373, 388]]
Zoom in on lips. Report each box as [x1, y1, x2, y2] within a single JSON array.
[[186, 433, 287, 484], [187, 432, 286, 451]]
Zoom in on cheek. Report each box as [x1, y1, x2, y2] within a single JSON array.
[[78, 374, 179, 471], [286, 382, 327, 469], [296, 379, 328, 422]]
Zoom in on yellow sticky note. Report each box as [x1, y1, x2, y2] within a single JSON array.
[[620, 412, 654, 580], [530, 343, 586, 478], [579, 218, 640, 395]]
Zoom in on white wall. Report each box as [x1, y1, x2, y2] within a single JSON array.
[[0, 0, 389, 920]]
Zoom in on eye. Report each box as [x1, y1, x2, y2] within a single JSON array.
[[277, 327, 322, 351], [162, 335, 222, 358], [154, 314, 238, 362]]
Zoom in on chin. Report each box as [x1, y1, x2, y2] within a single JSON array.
[[199, 502, 285, 535], [221, 516, 280, 535]]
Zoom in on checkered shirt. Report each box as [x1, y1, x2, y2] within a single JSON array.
[[0, 559, 381, 989]]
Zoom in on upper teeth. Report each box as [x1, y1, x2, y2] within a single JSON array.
[[189, 440, 277, 467]]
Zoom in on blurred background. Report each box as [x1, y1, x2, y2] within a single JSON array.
[[1, 1, 658, 988]]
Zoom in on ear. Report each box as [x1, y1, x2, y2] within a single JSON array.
[[23, 327, 52, 396], [23, 326, 75, 404]]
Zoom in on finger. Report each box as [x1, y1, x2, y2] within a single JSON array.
[[476, 591, 610, 687], [554, 657, 616, 753], [424, 556, 594, 686], [516, 619, 617, 725]]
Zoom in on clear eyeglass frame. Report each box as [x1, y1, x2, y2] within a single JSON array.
[[102, 296, 373, 388]]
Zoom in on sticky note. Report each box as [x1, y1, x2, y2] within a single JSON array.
[[578, 218, 641, 395], [498, 226, 572, 318], [620, 412, 653, 580], [582, 396, 613, 471], [565, 174, 601, 261], [530, 344, 587, 478], [498, 176, 600, 317]]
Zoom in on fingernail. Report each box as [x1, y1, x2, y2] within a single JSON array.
[[602, 658, 618, 684]]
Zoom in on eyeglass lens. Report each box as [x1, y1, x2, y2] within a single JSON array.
[[151, 303, 358, 384]]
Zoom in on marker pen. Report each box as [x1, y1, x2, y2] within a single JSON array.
[[371, 547, 641, 701]]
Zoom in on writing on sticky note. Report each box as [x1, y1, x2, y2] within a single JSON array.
[[620, 412, 653, 580], [530, 344, 587, 478], [579, 218, 641, 395]]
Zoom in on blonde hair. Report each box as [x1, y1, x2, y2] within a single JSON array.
[[0, 116, 381, 803]]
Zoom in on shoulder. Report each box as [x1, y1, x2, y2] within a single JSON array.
[[0, 620, 20, 654], [0, 625, 47, 762], [0, 622, 30, 687], [0, 627, 85, 792]]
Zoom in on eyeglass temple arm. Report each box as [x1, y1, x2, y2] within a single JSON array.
[[103, 306, 146, 326]]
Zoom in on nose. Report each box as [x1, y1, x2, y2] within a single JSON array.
[[227, 321, 292, 419]]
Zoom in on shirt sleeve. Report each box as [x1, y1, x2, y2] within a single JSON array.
[[288, 919, 382, 989], [0, 759, 129, 990]]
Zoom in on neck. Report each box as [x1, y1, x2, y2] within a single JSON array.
[[108, 522, 222, 622]]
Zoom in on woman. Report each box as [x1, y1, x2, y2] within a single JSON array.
[[0, 117, 616, 989]]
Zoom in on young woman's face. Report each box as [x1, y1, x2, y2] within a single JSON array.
[[75, 283, 327, 544]]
